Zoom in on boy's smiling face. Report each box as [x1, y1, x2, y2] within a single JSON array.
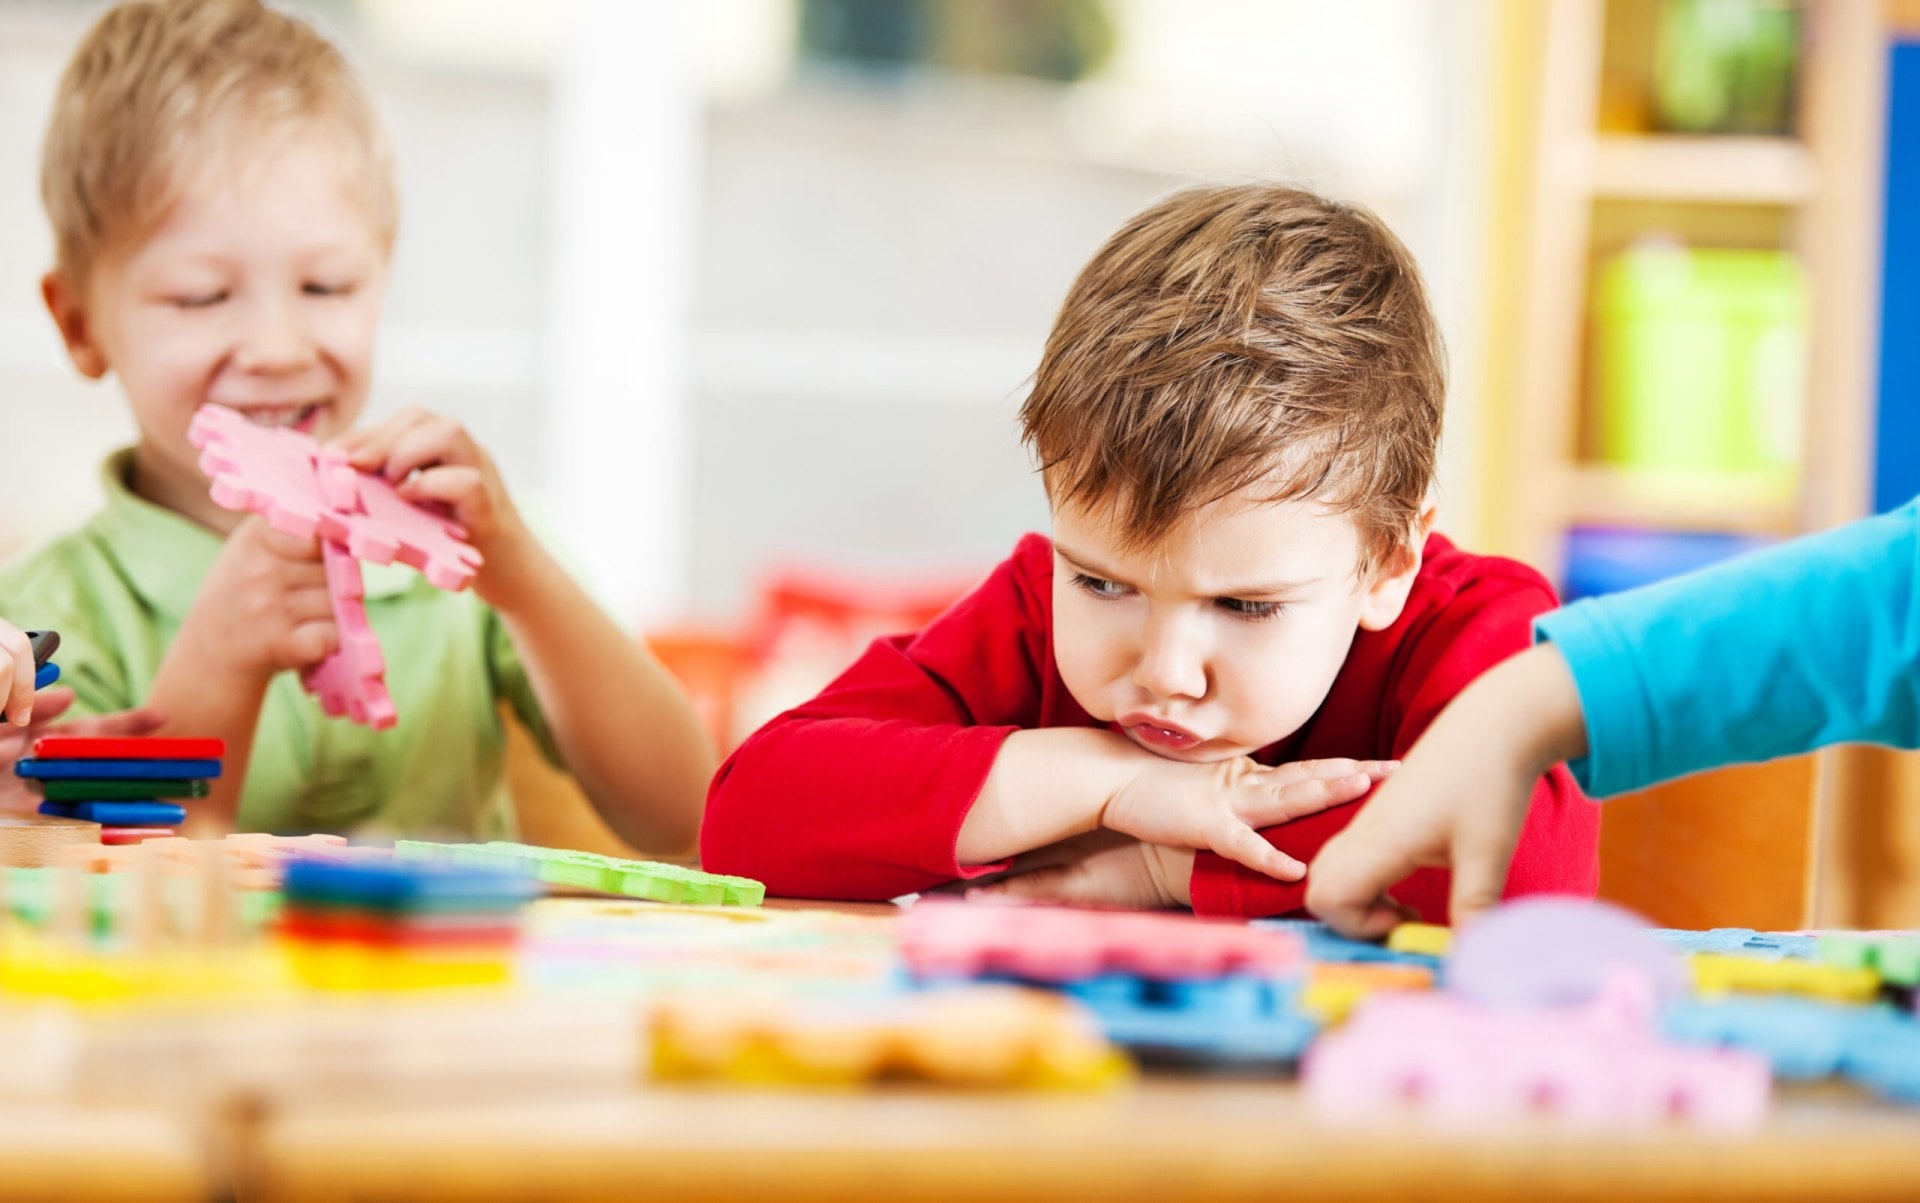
[[44, 127, 390, 531], [1050, 485, 1423, 763]]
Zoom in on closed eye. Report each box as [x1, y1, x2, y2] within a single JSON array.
[[1216, 597, 1284, 622], [304, 281, 357, 297], [1069, 571, 1130, 600], [170, 291, 228, 309]]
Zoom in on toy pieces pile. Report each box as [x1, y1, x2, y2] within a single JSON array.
[[16, 736, 225, 845], [275, 856, 537, 990], [898, 899, 1318, 1066]]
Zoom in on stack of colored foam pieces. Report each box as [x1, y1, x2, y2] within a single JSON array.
[[16, 737, 225, 844], [276, 856, 538, 989]]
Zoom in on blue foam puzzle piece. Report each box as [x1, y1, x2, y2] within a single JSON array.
[[1651, 927, 1819, 960], [912, 968, 1317, 1065], [14, 758, 222, 781], [38, 800, 187, 826], [1253, 918, 1443, 969], [1660, 997, 1864, 1078], [1060, 973, 1320, 1063], [281, 857, 536, 911], [34, 663, 58, 690], [1838, 1006, 1920, 1102]]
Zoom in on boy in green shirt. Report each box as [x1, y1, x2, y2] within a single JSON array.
[[3, 0, 713, 845]]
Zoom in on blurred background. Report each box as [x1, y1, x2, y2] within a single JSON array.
[[1, 0, 1918, 927]]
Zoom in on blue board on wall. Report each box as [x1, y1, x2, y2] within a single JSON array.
[[1876, 42, 1920, 514]]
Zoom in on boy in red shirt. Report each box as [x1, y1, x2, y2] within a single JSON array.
[[703, 185, 1599, 918]]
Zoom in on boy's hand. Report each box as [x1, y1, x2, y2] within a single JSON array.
[[1100, 756, 1394, 883], [331, 408, 532, 604], [0, 688, 164, 815], [181, 516, 338, 683], [1, 620, 35, 727], [971, 834, 1195, 909]]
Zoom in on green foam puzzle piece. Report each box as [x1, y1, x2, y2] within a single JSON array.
[[383, 841, 765, 907]]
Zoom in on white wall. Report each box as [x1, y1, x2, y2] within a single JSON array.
[[0, 0, 1492, 629]]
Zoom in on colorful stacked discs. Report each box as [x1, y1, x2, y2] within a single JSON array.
[[16, 736, 224, 844], [277, 856, 536, 989]]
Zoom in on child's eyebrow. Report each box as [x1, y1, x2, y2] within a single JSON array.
[[1054, 544, 1319, 597]]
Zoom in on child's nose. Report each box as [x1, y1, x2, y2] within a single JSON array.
[[1132, 613, 1208, 701], [233, 297, 316, 373]]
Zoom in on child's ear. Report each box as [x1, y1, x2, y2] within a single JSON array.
[[1356, 506, 1437, 632], [41, 271, 108, 379]]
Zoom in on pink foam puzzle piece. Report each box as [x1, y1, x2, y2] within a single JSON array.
[[302, 540, 397, 730], [188, 405, 335, 540], [188, 405, 482, 590], [1303, 977, 1771, 1132], [898, 898, 1305, 982]]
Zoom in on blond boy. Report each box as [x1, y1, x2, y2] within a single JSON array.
[[4, 0, 712, 845], [703, 185, 1601, 917]]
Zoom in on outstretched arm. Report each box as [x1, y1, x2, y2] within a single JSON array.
[[337, 409, 714, 855]]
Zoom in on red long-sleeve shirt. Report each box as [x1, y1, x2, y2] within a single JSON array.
[[702, 531, 1599, 918]]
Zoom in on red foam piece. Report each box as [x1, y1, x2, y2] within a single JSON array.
[[32, 736, 227, 760], [101, 827, 178, 845], [897, 898, 1305, 982]]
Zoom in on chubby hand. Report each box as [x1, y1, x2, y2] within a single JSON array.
[[970, 831, 1196, 909], [1100, 755, 1395, 882], [0, 688, 164, 815], [331, 407, 530, 600], [1, 620, 35, 727], [183, 516, 337, 682]]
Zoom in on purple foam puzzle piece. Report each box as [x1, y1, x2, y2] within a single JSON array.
[[1447, 896, 1690, 1010]]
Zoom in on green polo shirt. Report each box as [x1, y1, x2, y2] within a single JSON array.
[[0, 451, 562, 838]]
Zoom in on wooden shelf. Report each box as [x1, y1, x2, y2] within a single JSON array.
[[1562, 463, 1801, 534], [1583, 134, 1817, 204]]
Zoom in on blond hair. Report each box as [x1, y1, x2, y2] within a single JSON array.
[[41, 0, 396, 289], [1020, 184, 1444, 575]]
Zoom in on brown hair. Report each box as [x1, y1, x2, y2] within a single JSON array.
[[1020, 184, 1444, 575], [40, 0, 396, 290]]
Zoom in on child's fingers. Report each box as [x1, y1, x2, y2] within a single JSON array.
[[1239, 771, 1372, 827], [398, 464, 487, 510], [1447, 825, 1520, 930], [1, 624, 33, 726], [332, 406, 430, 469], [23, 686, 77, 726], [1261, 757, 1366, 787], [1208, 820, 1304, 881], [380, 412, 476, 484], [286, 617, 340, 667], [61, 705, 165, 740]]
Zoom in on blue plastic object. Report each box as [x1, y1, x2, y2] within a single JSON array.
[[1252, 919, 1442, 970], [281, 857, 536, 912], [33, 663, 58, 690], [38, 800, 187, 826], [1651, 927, 1819, 960], [1661, 997, 1862, 1078], [14, 758, 222, 781], [1561, 526, 1776, 602]]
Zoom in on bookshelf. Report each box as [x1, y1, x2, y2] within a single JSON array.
[[1478, 0, 1890, 929]]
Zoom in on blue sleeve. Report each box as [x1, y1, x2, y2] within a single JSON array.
[[1533, 499, 1920, 798]]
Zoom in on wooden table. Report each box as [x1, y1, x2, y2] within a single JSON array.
[[0, 1105, 206, 1200], [237, 1077, 1920, 1201]]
